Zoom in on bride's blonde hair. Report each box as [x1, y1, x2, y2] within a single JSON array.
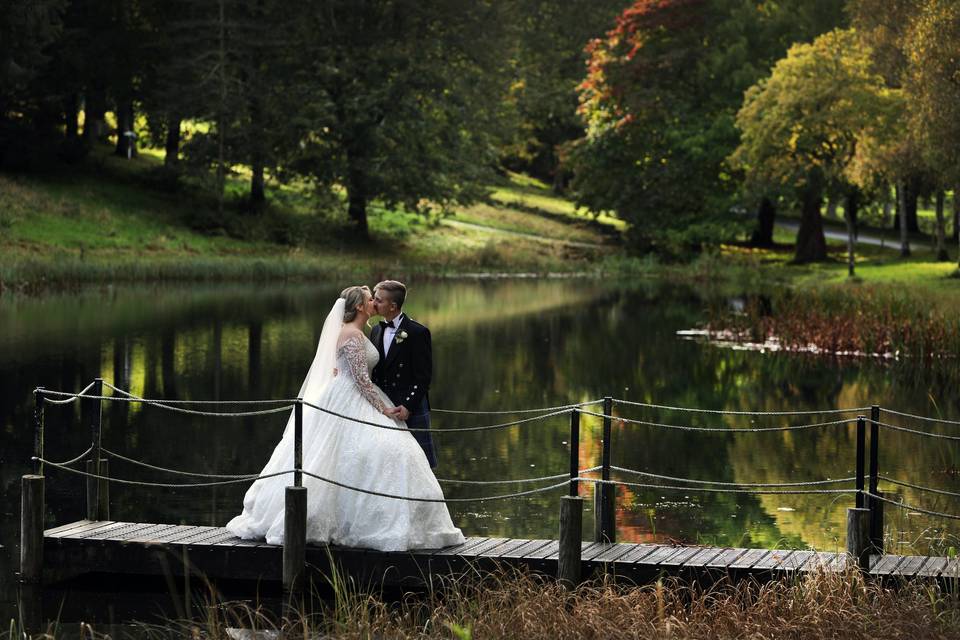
[[340, 285, 371, 323]]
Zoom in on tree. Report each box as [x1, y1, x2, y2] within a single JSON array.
[[730, 29, 904, 263], [291, 0, 512, 239], [502, 0, 628, 191], [0, 0, 66, 167], [903, 0, 960, 264], [569, 0, 845, 254]]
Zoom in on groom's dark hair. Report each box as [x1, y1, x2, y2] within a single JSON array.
[[375, 280, 406, 309]]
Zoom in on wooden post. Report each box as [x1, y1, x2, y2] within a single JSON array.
[[868, 405, 883, 553], [294, 399, 303, 488], [283, 486, 307, 596], [855, 416, 865, 509], [595, 396, 616, 543], [284, 398, 306, 595], [558, 495, 583, 589], [33, 388, 45, 476], [569, 409, 580, 497], [86, 459, 110, 520], [846, 507, 871, 571], [20, 475, 44, 583], [86, 378, 103, 521]]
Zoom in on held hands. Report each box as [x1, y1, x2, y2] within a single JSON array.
[[382, 405, 411, 421]]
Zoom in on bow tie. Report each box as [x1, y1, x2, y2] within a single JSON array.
[[379, 320, 395, 329]]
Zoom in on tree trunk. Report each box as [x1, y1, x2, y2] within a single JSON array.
[[794, 181, 827, 263], [935, 190, 949, 261], [64, 93, 80, 139], [164, 114, 181, 168], [346, 146, 370, 239], [845, 189, 859, 277], [826, 197, 838, 220], [905, 177, 920, 233], [82, 86, 107, 145], [952, 189, 959, 243], [114, 98, 137, 158], [251, 162, 266, 207], [898, 182, 911, 257], [750, 197, 776, 247]]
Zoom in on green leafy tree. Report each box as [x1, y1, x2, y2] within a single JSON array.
[[730, 29, 904, 263], [568, 0, 844, 254], [291, 0, 512, 239], [903, 0, 960, 264]]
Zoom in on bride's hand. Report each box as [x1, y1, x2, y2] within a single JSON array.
[[382, 407, 399, 417]]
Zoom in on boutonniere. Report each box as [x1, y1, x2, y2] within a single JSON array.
[[395, 330, 409, 344]]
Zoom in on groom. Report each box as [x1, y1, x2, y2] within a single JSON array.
[[370, 280, 438, 467]]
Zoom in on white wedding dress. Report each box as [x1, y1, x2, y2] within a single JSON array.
[[226, 302, 464, 552]]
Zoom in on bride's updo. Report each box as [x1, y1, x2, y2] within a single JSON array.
[[340, 285, 371, 323]]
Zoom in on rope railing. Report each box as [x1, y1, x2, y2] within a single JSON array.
[[879, 475, 960, 499], [432, 400, 605, 415], [579, 410, 858, 433], [577, 477, 855, 496], [873, 420, 960, 441], [34, 456, 577, 502], [42, 381, 98, 405], [863, 490, 960, 521], [881, 407, 960, 427], [609, 465, 857, 488], [612, 398, 872, 416], [98, 446, 602, 486]]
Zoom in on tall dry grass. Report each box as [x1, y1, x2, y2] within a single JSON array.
[[119, 565, 960, 640]]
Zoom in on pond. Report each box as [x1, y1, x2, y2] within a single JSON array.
[[2, 278, 959, 620]]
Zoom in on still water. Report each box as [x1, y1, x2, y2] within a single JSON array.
[[2, 278, 959, 617]]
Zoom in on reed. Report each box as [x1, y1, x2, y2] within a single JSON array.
[[30, 565, 960, 640], [706, 286, 960, 361]]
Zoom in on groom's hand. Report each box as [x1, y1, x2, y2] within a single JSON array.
[[395, 405, 410, 421]]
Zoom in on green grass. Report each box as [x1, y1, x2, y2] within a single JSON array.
[[0, 145, 621, 291]]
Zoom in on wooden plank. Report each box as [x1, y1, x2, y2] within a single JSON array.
[[681, 547, 724, 569], [660, 546, 706, 568], [583, 543, 621, 562], [616, 544, 661, 565], [705, 548, 748, 569], [869, 554, 903, 576], [591, 543, 639, 564], [777, 550, 814, 572], [460, 538, 509, 558], [523, 541, 560, 560], [47, 521, 117, 539], [431, 537, 490, 557], [45, 520, 94, 536], [82, 522, 160, 541], [729, 548, 771, 571], [476, 539, 522, 558], [894, 556, 929, 577], [753, 550, 792, 571], [69, 522, 131, 540], [940, 558, 960, 579], [499, 539, 551, 560], [185, 529, 240, 546], [917, 557, 949, 577], [800, 552, 840, 573], [633, 546, 682, 567], [167, 527, 226, 545], [109, 523, 180, 542]]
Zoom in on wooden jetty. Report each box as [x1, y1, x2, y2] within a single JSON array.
[[40, 519, 959, 589]]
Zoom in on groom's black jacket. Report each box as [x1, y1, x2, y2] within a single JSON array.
[[369, 315, 432, 414]]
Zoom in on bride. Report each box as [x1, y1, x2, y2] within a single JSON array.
[[226, 285, 464, 551]]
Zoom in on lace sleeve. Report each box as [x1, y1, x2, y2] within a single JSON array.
[[341, 335, 387, 413]]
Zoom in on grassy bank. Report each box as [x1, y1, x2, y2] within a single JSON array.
[[0, 146, 622, 292], [23, 567, 960, 640]]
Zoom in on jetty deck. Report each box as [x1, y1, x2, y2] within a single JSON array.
[[42, 520, 959, 587]]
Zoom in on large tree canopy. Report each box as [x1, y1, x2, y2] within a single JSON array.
[[730, 29, 904, 263], [568, 0, 844, 254]]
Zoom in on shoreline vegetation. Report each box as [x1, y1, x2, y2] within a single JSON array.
[[18, 566, 960, 640], [3, 146, 960, 298]]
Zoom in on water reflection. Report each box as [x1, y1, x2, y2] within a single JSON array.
[[2, 279, 960, 618]]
